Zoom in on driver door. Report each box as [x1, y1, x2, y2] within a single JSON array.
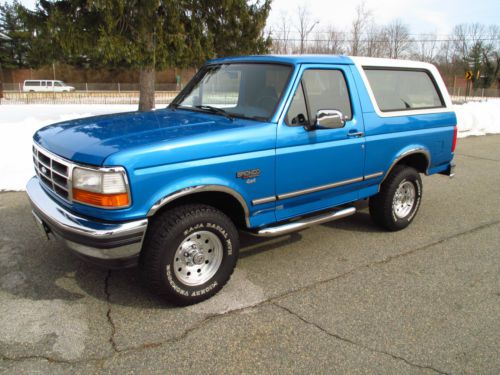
[[275, 64, 366, 221]]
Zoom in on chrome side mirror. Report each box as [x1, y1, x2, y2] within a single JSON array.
[[314, 110, 346, 129]]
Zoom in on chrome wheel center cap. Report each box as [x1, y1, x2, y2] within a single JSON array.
[[181, 243, 204, 266], [192, 253, 205, 265]]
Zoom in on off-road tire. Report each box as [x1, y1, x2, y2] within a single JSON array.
[[369, 165, 422, 231], [140, 204, 239, 305]]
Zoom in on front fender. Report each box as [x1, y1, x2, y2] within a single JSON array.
[[145, 177, 251, 227]]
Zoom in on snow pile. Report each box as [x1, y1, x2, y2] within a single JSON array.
[[0, 105, 135, 191], [455, 99, 500, 138], [0, 101, 499, 191]]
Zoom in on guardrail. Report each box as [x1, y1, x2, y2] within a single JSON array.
[[0, 91, 180, 105]]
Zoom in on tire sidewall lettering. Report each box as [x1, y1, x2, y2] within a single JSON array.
[[167, 220, 234, 297], [406, 179, 421, 222], [166, 265, 189, 296]]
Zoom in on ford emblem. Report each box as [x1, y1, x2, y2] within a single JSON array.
[[41, 166, 48, 174]]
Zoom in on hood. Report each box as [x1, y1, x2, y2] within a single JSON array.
[[34, 108, 258, 166]]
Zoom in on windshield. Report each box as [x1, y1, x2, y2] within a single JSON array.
[[172, 63, 292, 121]]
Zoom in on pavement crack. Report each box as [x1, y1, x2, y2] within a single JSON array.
[[267, 219, 500, 304], [455, 153, 500, 163], [93, 219, 500, 360], [104, 270, 119, 353], [273, 302, 451, 375]]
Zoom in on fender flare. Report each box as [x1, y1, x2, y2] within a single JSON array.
[[382, 147, 431, 183], [146, 185, 251, 228]]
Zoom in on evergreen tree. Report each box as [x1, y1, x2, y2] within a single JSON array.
[[0, 2, 31, 69], [1, 0, 273, 111], [88, 0, 194, 111], [199, 0, 272, 57]]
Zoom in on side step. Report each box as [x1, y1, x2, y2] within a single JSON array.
[[252, 207, 356, 238]]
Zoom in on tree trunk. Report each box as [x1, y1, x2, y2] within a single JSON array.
[[139, 67, 155, 111]]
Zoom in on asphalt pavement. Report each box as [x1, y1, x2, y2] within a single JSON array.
[[1, 135, 499, 374]]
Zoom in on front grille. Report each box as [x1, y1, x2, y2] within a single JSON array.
[[33, 144, 71, 200]]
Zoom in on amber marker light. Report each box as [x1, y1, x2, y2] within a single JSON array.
[[72, 167, 130, 209], [73, 189, 129, 208]]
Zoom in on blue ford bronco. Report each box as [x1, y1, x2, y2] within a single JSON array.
[[27, 55, 457, 305]]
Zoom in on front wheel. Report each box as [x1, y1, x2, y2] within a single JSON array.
[[369, 165, 422, 231], [140, 204, 239, 305]]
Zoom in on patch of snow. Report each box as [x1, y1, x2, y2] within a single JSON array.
[[0, 101, 499, 191], [454, 99, 500, 138], [0, 104, 135, 191]]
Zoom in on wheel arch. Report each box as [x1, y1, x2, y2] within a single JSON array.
[[382, 147, 431, 182], [147, 185, 250, 229]]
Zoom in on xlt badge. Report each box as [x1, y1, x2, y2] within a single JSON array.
[[236, 169, 260, 179]]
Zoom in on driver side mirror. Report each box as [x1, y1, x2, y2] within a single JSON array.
[[313, 110, 346, 130]]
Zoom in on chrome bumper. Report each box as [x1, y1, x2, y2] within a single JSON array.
[[26, 177, 148, 268]]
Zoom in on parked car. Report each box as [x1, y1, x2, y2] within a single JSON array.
[[23, 80, 75, 93], [27, 55, 456, 305]]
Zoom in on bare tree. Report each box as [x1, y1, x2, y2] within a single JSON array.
[[296, 5, 319, 54], [451, 23, 486, 64], [487, 25, 500, 85], [310, 26, 345, 54], [350, 2, 371, 55], [365, 22, 387, 57], [480, 25, 500, 87], [413, 33, 438, 62], [325, 26, 345, 54], [383, 19, 412, 59], [273, 11, 292, 54]]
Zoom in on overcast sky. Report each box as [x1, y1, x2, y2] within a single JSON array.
[[267, 0, 499, 36], [7, 0, 500, 36]]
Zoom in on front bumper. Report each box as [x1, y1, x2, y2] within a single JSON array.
[[26, 177, 148, 268]]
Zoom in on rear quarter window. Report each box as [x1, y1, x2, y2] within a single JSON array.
[[363, 68, 444, 112]]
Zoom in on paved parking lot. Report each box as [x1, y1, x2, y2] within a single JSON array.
[[1, 135, 499, 374]]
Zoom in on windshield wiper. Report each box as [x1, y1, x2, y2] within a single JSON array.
[[195, 105, 234, 121]]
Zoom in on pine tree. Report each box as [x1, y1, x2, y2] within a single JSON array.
[[0, 2, 31, 69], [199, 0, 272, 58], [1, 0, 273, 111]]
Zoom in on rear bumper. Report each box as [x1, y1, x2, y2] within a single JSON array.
[[439, 161, 456, 178], [26, 177, 148, 268]]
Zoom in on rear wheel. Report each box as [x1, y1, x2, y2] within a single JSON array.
[[140, 204, 239, 305], [369, 165, 422, 231]]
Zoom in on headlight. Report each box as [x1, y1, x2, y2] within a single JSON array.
[[72, 167, 130, 208]]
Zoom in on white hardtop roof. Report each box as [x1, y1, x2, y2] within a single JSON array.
[[350, 56, 436, 70]]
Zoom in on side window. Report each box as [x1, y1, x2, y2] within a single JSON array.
[[364, 68, 444, 112], [286, 82, 309, 126], [303, 70, 352, 120], [286, 69, 352, 126]]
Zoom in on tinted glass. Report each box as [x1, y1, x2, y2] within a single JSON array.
[[25, 81, 40, 86], [175, 63, 292, 121], [364, 69, 444, 112], [302, 70, 352, 120], [286, 83, 309, 126]]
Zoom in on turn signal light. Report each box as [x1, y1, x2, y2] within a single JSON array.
[[73, 189, 129, 208]]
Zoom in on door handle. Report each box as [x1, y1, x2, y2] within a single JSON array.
[[347, 130, 364, 138]]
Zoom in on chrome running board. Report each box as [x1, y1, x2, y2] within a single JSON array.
[[252, 207, 356, 237]]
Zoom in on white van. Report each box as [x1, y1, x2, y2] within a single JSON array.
[[23, 80, 75, 93]]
